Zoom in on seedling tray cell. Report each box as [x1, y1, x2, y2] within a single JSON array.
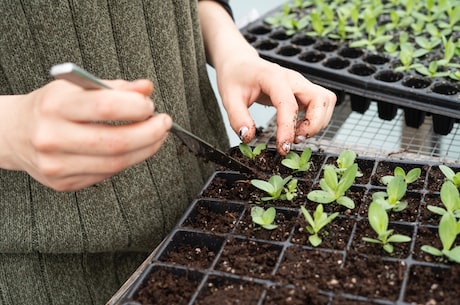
[[239, 2, 460, 134], [115, 148, 460, 305]]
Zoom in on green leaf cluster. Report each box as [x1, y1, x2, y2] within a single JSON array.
[[362, 201, 411, 254], [262, 0, 460, 80], [427, 180, 460, 218], [301, 205, 339, 247], [421, 212, 460, 263], [439, 165, 460, 188], [251, 175, 298, 201], [307, 164, 357, 209], [238, 143, 266, 159], [333, 149, 363, 178], [251, 206, 278, 230], [380, 166, 421, 186], [281, 147, 312, 173], [372, 175, 408, 212]]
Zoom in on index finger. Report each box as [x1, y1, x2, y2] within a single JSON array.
[[260, 74, 299, 155], [294, 85, 336, 140]]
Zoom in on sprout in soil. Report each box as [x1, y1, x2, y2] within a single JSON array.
[[251, 175, 298, 202], [333, 149, 363, 178], [439, 165, 460, 188], [380, 166, 421, 185], [300, 205, 338, 247], [251, 206, 278, 230], [281, 147, 312, 173], [284, 178, 298, 201], [421, 212, 460, 264], [238, 143, 266, 159], [372, 175, 408, 212], [307, 164, 357, 209], [362, 201, 411, 254], [427, 181, 460, 218]]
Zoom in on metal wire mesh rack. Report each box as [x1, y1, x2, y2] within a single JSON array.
[[253, 98, 460, 165]]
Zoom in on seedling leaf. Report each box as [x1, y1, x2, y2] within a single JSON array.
[[251, 206, 278, 230]]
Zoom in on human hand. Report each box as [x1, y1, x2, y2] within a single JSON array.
[[0, 79, 172, 191], [215, 55, 336, 156]]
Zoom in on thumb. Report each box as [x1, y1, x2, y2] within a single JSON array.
[[221, 93, 256, 144]]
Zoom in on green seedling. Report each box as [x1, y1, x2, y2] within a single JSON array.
[[414, 60, 451, 78], [415, 36, 441, 52], [450, 71, 460, 81], [421, 212, 460, 263], [284, 178, 298, 201], [301, 205, 339, 247], [281, 147, 312, 173], [308, 8, 334, 37], [334, 149, 363, 178], [251, 175, 297, 201], [362, 201, 411, 254], [238, 143, 266, 159], [307, 164, 357, 209], [439, 165, 460, 188], [264, 3, 295, 28], [427, 181, 460, 218], [251, 206, 278, 230], [380, 166, 421, 185], [394, 42, 428, 72], [372, 175, 408, 212]]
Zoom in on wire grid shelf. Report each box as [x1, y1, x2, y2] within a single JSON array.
[[254, 98, 460, 165]]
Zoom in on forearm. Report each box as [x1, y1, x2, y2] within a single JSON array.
[[198, 0, 259, 69], [0, 95, 25, 170]]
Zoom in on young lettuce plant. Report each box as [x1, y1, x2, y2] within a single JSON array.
[[281, 147, 312, 173], [238, 143, 266, 159], [307, 164, 357, 209], [251, 206, 278, 230], [300, 205, 339, 247], [251, 175, 297, 201], [362, 201, 411, 254], [333, 149, 363, 178], [380, 166, 421, 185], [284, 178, 298, 201], [372, 175, 408, 212], [427, 181, 460, 218], [439, 165, 460, 188], [421, 212, 460, 264]]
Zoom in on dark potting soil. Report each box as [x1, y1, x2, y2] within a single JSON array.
[[126, 148, 460, 305], [132, 267, 201, 305]]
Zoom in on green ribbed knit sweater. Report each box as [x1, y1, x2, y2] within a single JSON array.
[[0, 1, 229, 304]]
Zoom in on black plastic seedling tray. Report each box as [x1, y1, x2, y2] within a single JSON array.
[[239, 2, 460, 135], [118, 148, 460, 305]]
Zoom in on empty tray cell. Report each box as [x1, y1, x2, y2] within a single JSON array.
[[181, 199, 244, 234], [216, 238, 282, 279], [276, 246, 343, 291], [194, 275, 265, 305], [125, 265, 203, 305], [200, 172, 254, 202], [156, 231, 224, 269], [404, 264, 460, 304]]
